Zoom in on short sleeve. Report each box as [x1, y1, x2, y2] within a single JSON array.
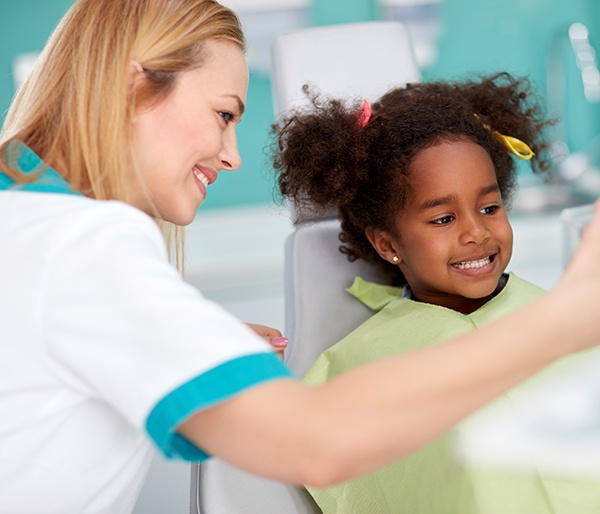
[[42, 203, 293, 460]]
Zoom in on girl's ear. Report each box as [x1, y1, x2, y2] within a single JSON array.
[[365, 228, 402, 265]]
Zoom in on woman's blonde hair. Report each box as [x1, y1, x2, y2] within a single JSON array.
[[0, 0, 245, 267]]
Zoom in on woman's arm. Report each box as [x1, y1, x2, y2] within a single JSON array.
[[179, 201, 600, 487]]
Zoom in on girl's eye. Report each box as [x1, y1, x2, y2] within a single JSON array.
[[219, 111, 235, 124], [481, 205, 499, 215], [432, 215, 454, 225]]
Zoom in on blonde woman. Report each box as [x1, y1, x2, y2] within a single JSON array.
[[0, 1, 600, 512]]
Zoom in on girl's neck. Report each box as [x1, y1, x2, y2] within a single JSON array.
[[406, 273, 509, 315]]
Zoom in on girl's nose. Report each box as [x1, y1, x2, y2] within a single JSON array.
[[460, 216, 491, 245]]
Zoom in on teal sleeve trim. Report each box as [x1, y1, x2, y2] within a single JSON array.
[[146, 352, 295, 462]]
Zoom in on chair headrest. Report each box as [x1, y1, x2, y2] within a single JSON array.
[[270, 21, 421, 118], [270, 21, 421, 223]]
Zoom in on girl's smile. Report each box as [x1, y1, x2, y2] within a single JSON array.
[[450, 252, 498, 275], [375, 137, 514, 314]]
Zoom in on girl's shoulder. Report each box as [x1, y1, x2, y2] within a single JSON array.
[[504, 272, 547, 299]]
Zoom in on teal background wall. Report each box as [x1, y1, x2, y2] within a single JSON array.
[[0, 0, 73, 120], [431, 0, 600, 158], [1, 0, 599, 209], [0, 0, 281, 210], [313, 0, 375, 25]]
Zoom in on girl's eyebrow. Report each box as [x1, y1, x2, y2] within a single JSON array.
[[419, 194, 454, 212], [418, 183, 501, 212], [479, 183, 501, 196]]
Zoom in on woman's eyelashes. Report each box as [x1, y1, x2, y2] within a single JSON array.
[[218, 111, 235, 124]]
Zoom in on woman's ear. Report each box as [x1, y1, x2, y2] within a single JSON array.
[[127, 60, 146, 108], [128, 60, 145, 90], [365, 228, 402, 265], [128, 60, 146, 120]]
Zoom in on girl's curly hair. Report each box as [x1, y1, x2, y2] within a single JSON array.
[[272, 73, 554, 285]]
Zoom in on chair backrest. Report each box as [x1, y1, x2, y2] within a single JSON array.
[[191, 21, 420, 514], [283, 218, 390, 376]]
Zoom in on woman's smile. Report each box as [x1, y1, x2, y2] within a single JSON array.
[[193, 165, 217, 197], [131, 40, 248, 225]]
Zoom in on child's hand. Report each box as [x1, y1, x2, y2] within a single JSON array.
[[246, 323, 288, 358]]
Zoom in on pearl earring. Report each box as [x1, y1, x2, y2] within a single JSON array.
[[392, 255, 399, 263]]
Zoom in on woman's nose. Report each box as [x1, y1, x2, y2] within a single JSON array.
[[219, 131, 242, 172]]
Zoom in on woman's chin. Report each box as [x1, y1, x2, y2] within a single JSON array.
[[158, 205, 200, 226]]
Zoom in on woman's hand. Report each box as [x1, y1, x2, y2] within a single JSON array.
[[553, 199, 600, 353], [246, 323, 288, 358]]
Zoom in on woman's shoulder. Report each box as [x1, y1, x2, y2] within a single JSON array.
[[0, 191, 166, 259], [3, 191, 160, 235], [2, 189, 149, 218]]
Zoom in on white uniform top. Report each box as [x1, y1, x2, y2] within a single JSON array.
[[0, 144, 293, 513]]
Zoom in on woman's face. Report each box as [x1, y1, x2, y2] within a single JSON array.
[[131, 40, 249, 225], [390, 138, 513, 313]]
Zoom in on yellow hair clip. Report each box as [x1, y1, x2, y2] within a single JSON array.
[[495, 133, 534, 160], [474, 114, 534, 160]]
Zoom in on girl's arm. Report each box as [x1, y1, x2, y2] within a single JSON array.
[[178, 201, 600, 487]]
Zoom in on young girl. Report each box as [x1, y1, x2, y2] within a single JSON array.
[[3, 1, 600, 511], [273, 73, 600, 513]]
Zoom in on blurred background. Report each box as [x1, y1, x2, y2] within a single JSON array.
[[1, 1, 598, 512], [2, 0, 600, 210]]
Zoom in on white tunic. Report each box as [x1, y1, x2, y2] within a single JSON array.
[[0, 145, 292, 513]]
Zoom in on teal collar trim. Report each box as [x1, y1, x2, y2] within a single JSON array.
[[0, 142, 81, 196]]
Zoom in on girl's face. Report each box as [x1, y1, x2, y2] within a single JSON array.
[[383, 138, 513, 314], [131, 40, 249, 225]]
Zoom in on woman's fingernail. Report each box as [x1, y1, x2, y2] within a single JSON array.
[[271, 337, 289, 347]]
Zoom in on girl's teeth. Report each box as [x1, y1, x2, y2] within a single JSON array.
[[453, 256, 491, 270]]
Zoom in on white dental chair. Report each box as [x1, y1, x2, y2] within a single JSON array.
[[190, 21, 421, 514]]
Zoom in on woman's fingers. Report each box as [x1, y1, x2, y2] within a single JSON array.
[[246, 323, 289, 357]]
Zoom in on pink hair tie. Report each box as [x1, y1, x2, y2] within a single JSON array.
[[356, 99, 372, 129]]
